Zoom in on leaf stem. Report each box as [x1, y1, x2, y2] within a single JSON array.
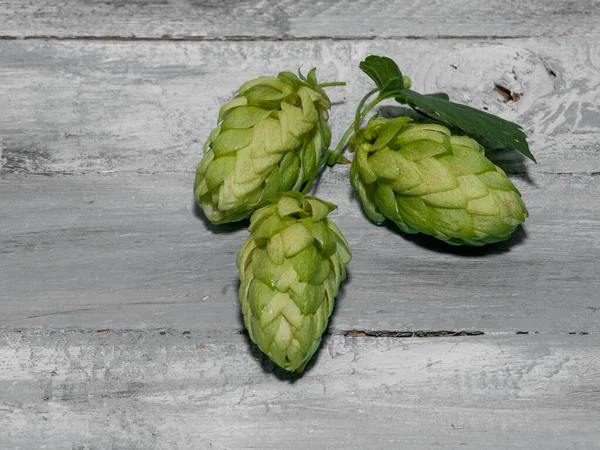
[[357, 95, 386, 127], [354, 88, 379, 133], [301, 151, 332, 195], [326, 123, 356, 165], [327, 90, 388, 165], [316, 81, 347, 88]]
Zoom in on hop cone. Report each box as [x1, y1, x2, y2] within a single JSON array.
[[194, 70, 335, 224], [350, 116, 528, 246], [237, 192, 351, 372]]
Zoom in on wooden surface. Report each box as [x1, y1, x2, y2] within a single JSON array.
[[2, 330, 599, 450], [2, 172, 600, 335], [2, 38, 600, 176], [2, 1, 600, 449], [3, 0, 600, 39]]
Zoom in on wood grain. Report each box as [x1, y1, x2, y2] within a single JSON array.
[[1, 38, 599, 176], [2, 172, 598, 333], [1, 329, 598, 449], [2, 0, 599, 39], [2, 1, 598, 448]]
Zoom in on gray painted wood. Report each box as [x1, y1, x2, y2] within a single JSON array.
[[2, 1, 599, 447], [2, 172, 599, 334], [1, 38, 599, 176], [2, 0, 600, 39], [1, 329, 598, 450]]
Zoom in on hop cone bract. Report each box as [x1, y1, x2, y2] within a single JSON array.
[[194, 70, 334, 224], [350, 116, 528, 246], [237, 192, 351, 372]]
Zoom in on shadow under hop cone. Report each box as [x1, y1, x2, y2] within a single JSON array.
[[237, 192, 351, 373]]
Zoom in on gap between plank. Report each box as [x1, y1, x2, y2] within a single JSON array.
[[0, 34, 534, 42], [100, 329, 591, 338], [3, 169, 598, 178], [1, 328, 591, 340]]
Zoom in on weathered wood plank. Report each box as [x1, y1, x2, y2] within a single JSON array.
[[2, 0, 599, 39], [1, 38, 598, 176], [2, 172, 599, 333], [1, 330, 598, 449]]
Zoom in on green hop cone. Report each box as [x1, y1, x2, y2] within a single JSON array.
[[349, 116, 528, 246], [237, 192, 351, 372], [195, 69, 338, 224]]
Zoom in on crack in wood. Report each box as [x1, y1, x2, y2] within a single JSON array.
[[495, 83, 522, 103], [0, 34, 533, 42], [0, 328, 592, 339], [343, 330, 486, 338], [236, 329, 486, 338]]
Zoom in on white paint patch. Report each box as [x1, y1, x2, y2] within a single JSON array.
[[2, 0, 600, 39], [1, 331, 599, 450], [1, 38, 599, 176]]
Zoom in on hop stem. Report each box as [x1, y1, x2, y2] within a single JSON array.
[[326, 124, 357, 166], [316, 81, 347, 88], [327, 89, 385, 165], [354, 88, 380, 133], [301, 152, 334, 195]]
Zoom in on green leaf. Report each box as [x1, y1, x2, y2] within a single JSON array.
[[306, 68, 318, 86], [359, 55, 404, 97], [350, 54, 536, 162], [397, 89, 535, 161], [424, 92, 450, 101]]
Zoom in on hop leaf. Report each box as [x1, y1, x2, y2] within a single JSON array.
[[237, 192, 352, 372], [350, 117, 528, 246], [195, 71, 338, 224], [358, 55, 405, 97], [358, 55, 535, 161], [398, 88, 535, 162]]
